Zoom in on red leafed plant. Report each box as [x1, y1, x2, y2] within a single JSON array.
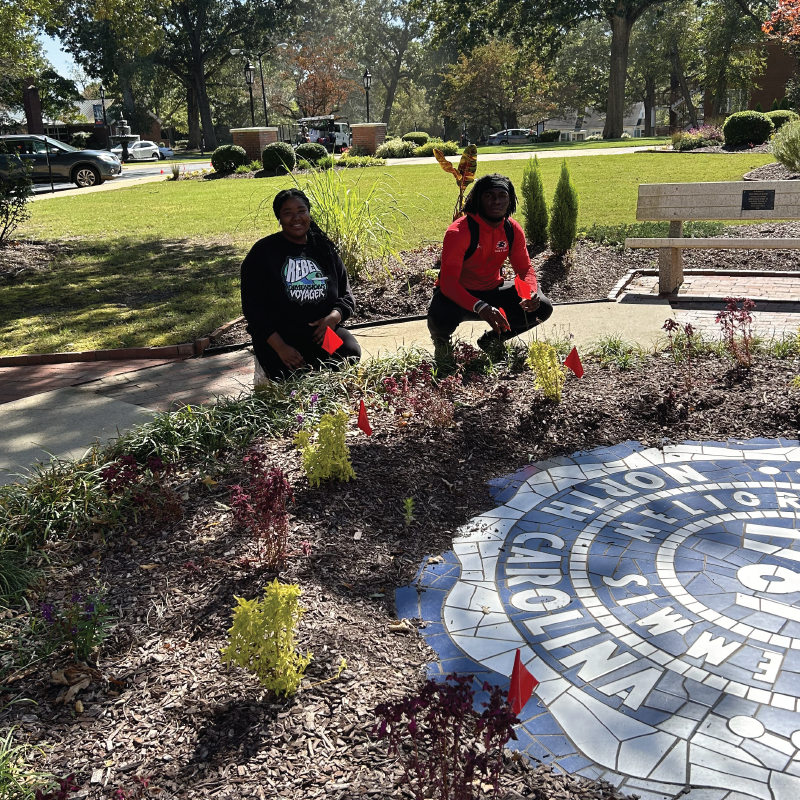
[[763, 0, 800, 48], [715, 296, 756, 367], [373, 674, 519, 800], [230, 449, 293, 570], [35, 774, 79, 800]]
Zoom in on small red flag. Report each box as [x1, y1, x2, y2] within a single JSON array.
[[564, 346, 584, 378], [507, 649, 537, 716], [357, 399, 372, 436], [321, 326, 344, 354], [514, 275, 532, 300], [498, 308, 508, 323]]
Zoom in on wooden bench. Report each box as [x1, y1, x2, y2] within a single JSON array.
[[625, 181, 800, 294]]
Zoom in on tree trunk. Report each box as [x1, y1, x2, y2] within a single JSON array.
[[194, 73, 217, 150], [603, 9, 634, 139], [670, 44, 698, 129], [187, 86, 200, 149], [669, 71, 679, 132], [381, 31, 411, 125], [644, 76, 656, 136]]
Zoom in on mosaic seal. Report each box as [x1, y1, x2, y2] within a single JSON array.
[[398, 439, 800, 800]]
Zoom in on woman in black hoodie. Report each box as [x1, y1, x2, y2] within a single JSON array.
[[241, 188, 361, 381]]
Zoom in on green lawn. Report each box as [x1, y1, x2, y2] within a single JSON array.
[[472, 136, 670, 155], [5, 151, 772, 356]]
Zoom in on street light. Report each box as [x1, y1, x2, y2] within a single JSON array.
[[244, 60, 256, 126], [362, 67, 372, 124], [99, 84, 109, 150], [231, 43, 288, 126]]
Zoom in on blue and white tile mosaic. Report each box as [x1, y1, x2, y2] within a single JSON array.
[[398, 439, 800, 800]]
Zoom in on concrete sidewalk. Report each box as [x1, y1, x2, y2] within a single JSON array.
[[0, 301, 672, 485]]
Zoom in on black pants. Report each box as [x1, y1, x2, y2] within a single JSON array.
[[427, 282, 554, 347], [253, 326, 361, 380]]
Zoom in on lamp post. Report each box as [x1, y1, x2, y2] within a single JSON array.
[[362, 67, 372, 124], [244, 60, 256, 126], [231, 43, 288, 126], [99, 84, 109, 150]]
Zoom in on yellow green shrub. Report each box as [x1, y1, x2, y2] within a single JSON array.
[[220, 580, 312, 696], [527, 341, 566, 402], [294, 409, 355, 487]]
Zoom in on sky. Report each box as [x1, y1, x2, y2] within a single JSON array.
[[39, 33, 78, 76]]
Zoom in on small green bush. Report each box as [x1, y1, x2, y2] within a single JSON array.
[[527, 341, 565, 401], [415, 139, 459, 157], [0, 157, 33, 245], [211, 144, 249, 173], [262, 141, 296, 173], [585, 133, 603, 141], [548, 160, 579, 255], [781, 97, 790, 110], [317, 155, 335, 170], [771, 119, 800, 173], [539, 130, 561, 142], [337, 154, 387, 168], [765, 109, 799, 131], [220, 580, 312, 697], [521, 155, 548, 248], [235, 164, 252, 174], [722, 111, 774, 146], [345, 145, 368, 156], [755, 102, 763, 112], [69, 131, 92, 149], [772, 98, 780, 111], [295, 142, 328, 164], [402, 131, 429, 145], [294, 409, 355, 486], [375, 138, 418, 158], [175, 139, 189, 149]]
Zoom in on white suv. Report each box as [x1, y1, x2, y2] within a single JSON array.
[[111, 140, 160, 161]]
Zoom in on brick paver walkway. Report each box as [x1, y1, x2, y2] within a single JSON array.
[[623, 271, 800, 302], [671, 304, 800, 339]]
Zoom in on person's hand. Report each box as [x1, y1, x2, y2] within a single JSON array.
[[478, 304, 511, 334], [309, 310, 342, 345], [276, 343, 305, 370], [521, 293, 541, 313]]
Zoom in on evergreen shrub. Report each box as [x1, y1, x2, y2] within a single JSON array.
[[402, 131, 429, 145], [295, 142, 328, 164], [262, 141, 296, 173], [539, 130, 561, 142], [548, 160, 579, 255], [415, 139, 459, 157], [521, 155, 548, 248], [375, 138, 418, 158], [722, 111, 774, 145], [771, 119, 800, 173], [765, 110, 799, 131], [211, 144, 249, 173]]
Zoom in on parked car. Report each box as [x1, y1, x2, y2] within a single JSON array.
[[158, 144, 174, 160], [0, 134, 121, 188], [487, 129, 533, 145], [110, 140, 160, 161]]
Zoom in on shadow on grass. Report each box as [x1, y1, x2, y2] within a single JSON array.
[[0, 236, 245, 354]]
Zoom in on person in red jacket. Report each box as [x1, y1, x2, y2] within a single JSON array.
[[427, 173, 553, 354]]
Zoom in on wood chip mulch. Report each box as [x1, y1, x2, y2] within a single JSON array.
[[0, 240, 64, 283], [3, 352, 799, 799]]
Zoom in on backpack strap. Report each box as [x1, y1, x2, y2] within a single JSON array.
[[463, 215, 480, 262], [504, 219, 515, 252]]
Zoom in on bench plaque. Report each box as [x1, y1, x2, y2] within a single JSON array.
[[742, 189, 775, 211]]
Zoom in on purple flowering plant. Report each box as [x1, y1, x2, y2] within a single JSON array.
[[373, 674, 519, 800], [39, 588, 111, 662]]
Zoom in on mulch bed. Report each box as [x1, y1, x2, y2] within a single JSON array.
[[745, 162, 800, 180], [3, 351, 800, 799], [668, 142, 773, 155], [0, 240, 64, 283]]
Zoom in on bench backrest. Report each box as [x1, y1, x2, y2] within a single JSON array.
[[636, 181, 800, 221]]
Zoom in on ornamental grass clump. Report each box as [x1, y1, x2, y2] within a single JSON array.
[[548, 160, 579, 255], [372, 674, 519, 800], [521, 155, 548, 248], [771, 119, 800, 173], [527, 340, 566, 402], [220, 580, 312, 696], [229, 449, 293, 570], [294, 409, 355, 486]]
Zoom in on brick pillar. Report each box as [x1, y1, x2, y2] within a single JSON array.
[[230, 128, 278, 161], [350, 123, 388, 155], [23, 77, 44, 135]]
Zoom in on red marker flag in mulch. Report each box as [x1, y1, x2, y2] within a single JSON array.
[[507, 649, 538, 716], [514, 275, 532, 300], [357, 399, 373, 436], [564, 346, 584, 378], [321, 326, 344, 354], [498, 308, 508, 324]]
